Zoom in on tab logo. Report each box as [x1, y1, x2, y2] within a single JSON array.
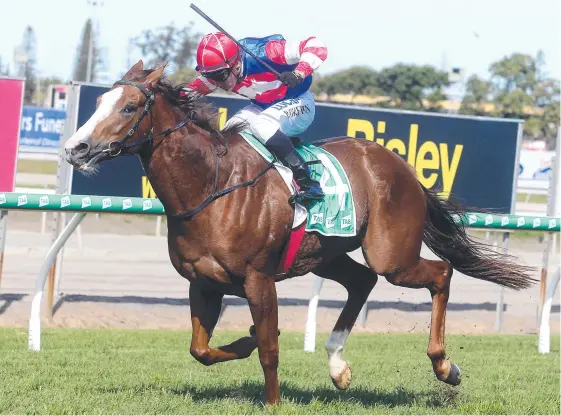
[[102, 198, 112, 209], [143, 200, 153, 211], [61, 196, 70, 208], [549, 219, 557, 229], [81, 197, 91, 208], [17, 195, 28, 206], [341, 215, 352, 229], [0, 194, 5, 204], [451, 214, 461, 223], [326, 217, 335, 229], [311, 213, 324, 225], [485, 215, 493, 225], [517, 217, 525, 227], [39, 196, 49, 207], [533, 218, 541, 228], [468, 214, 477, 225], [501, 216, 509, 226], [122, 199, 132, 210]]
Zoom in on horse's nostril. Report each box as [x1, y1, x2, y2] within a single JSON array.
[[73, 142, 90, 156]]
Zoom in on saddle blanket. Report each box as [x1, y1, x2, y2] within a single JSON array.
[[239, 131, 356, 237]]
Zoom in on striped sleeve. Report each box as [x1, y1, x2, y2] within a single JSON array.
[[183, 75, 217, 96], [265, 36, 328, 77]]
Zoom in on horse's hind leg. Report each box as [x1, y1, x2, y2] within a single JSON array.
[[313, 254, 378, 390], [379, 258, 461, 386], [188, 282, 258, 365]]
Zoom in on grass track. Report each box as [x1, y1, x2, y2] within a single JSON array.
[[0, 328, 558, 414]]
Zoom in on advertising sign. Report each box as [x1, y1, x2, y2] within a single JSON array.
[[0, 77, 25, 192], [19, 106, 66, 153], [68, 85, 521, 212]]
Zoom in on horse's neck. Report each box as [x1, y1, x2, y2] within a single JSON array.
[[139, 109, 235, 219]]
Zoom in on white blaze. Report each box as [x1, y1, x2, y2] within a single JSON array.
[[64, 87, 124, 149], [325, 329, 349, 378]]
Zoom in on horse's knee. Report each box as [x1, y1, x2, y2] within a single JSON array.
[[190, 346, 213, 366]]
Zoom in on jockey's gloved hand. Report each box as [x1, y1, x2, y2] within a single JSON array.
[[278, 71, 304, 89]]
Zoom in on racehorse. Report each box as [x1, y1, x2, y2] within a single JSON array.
[[64, 60, 536, 405]]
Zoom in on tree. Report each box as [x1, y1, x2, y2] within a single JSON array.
[[375, 64, 450, 111], [73, 18, 103, 82], [459, 75, 492, 116], [311, 66, 379, 99], [15, 26, 38, 105], [130, 22, 202, 73], [487, 51, 559, 144]]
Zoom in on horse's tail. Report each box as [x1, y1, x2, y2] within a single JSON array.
[[421, 186, 537, 290]]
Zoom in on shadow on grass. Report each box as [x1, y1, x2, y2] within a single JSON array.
[[99, 379, 460, 409]]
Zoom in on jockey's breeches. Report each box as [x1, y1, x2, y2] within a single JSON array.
[[223, 91, 316, 142]]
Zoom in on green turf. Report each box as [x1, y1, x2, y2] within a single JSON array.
[[0, 328, 558, 414], [16, 160, 58, 175]]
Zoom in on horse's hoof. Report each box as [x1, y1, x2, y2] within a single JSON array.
[[330, 364, 352, 390], [249, 325, 280, 337], [444, 362, 462, 386]]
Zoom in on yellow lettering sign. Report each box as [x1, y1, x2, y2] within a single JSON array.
[[142, 176, 156, 199], [439, 143, 464, 198], [345, 118, 463, 199], [416, 141, 439, 188], [218, 107, 228, 130], [347, 118, 374, 141]]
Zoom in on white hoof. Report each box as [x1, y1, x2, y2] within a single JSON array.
[[330, 363, 352, 390]]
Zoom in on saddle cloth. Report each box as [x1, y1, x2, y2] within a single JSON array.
[[239, 131, 356, 237]]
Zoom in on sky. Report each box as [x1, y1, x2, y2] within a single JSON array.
[[0, 0, 560, 85]]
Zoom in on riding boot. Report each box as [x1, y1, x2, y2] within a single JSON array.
[[264, 129, 324, 201]]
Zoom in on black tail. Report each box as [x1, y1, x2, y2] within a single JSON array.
[[422, 186, 537, 290]]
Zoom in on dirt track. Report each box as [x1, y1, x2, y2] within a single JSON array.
[[1, 210, 559, 338]]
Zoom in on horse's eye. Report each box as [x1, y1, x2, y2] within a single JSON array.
[[122, 104, 137, 114]]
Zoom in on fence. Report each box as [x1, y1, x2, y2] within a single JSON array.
[[0, 192, 558, 355]]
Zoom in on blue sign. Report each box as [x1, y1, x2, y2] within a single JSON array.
[[70, 86, 521, 212], [19, 106, 66, 153]]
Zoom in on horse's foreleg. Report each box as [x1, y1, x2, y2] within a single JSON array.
[[189, 282, 258, 366], [313, 254, 378, 390], [244, 272, 280, 405]]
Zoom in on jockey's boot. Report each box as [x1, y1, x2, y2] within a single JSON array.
[[265, 130, 324, 201]]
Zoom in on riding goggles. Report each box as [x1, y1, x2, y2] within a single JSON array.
[[201, 67, 231, 82]]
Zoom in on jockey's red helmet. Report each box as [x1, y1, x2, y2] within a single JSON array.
[[195, 32, 240, 73]]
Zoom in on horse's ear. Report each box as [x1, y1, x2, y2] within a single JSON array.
[[143, 62, 167, 89], [123, 60, 144, 80]]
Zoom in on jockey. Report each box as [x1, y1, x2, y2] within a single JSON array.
[[184, 32, 328, 201]]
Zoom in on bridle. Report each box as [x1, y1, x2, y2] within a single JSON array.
[[94, 78, 275, 221], [98, 79, 193, 158]]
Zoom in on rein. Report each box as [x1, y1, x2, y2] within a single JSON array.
[[101, 78, 275, 221]]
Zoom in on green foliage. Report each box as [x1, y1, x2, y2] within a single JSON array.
[[375, 64, 450, 111], [72, 19, 103, 82], [130, 22, 202, 75], [460, 50, 559, 146], [459, 75, 492, 116], [16, 26, 38, 105], [311, 66, 379, 97]]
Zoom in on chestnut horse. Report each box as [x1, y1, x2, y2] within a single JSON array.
[[64, 61, 536, 405]]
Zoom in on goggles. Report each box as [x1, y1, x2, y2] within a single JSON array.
[[200, 67, 231, 82]]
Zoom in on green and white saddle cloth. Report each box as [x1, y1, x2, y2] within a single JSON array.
[[240, 131, 356, 237]]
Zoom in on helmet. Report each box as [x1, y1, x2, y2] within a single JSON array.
[[195, 32, 240, 73]]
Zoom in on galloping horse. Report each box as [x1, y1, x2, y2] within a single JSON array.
[[64, 60, 536, 405]]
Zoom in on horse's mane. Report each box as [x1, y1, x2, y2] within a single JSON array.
[[127, 67, 247, 138]]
